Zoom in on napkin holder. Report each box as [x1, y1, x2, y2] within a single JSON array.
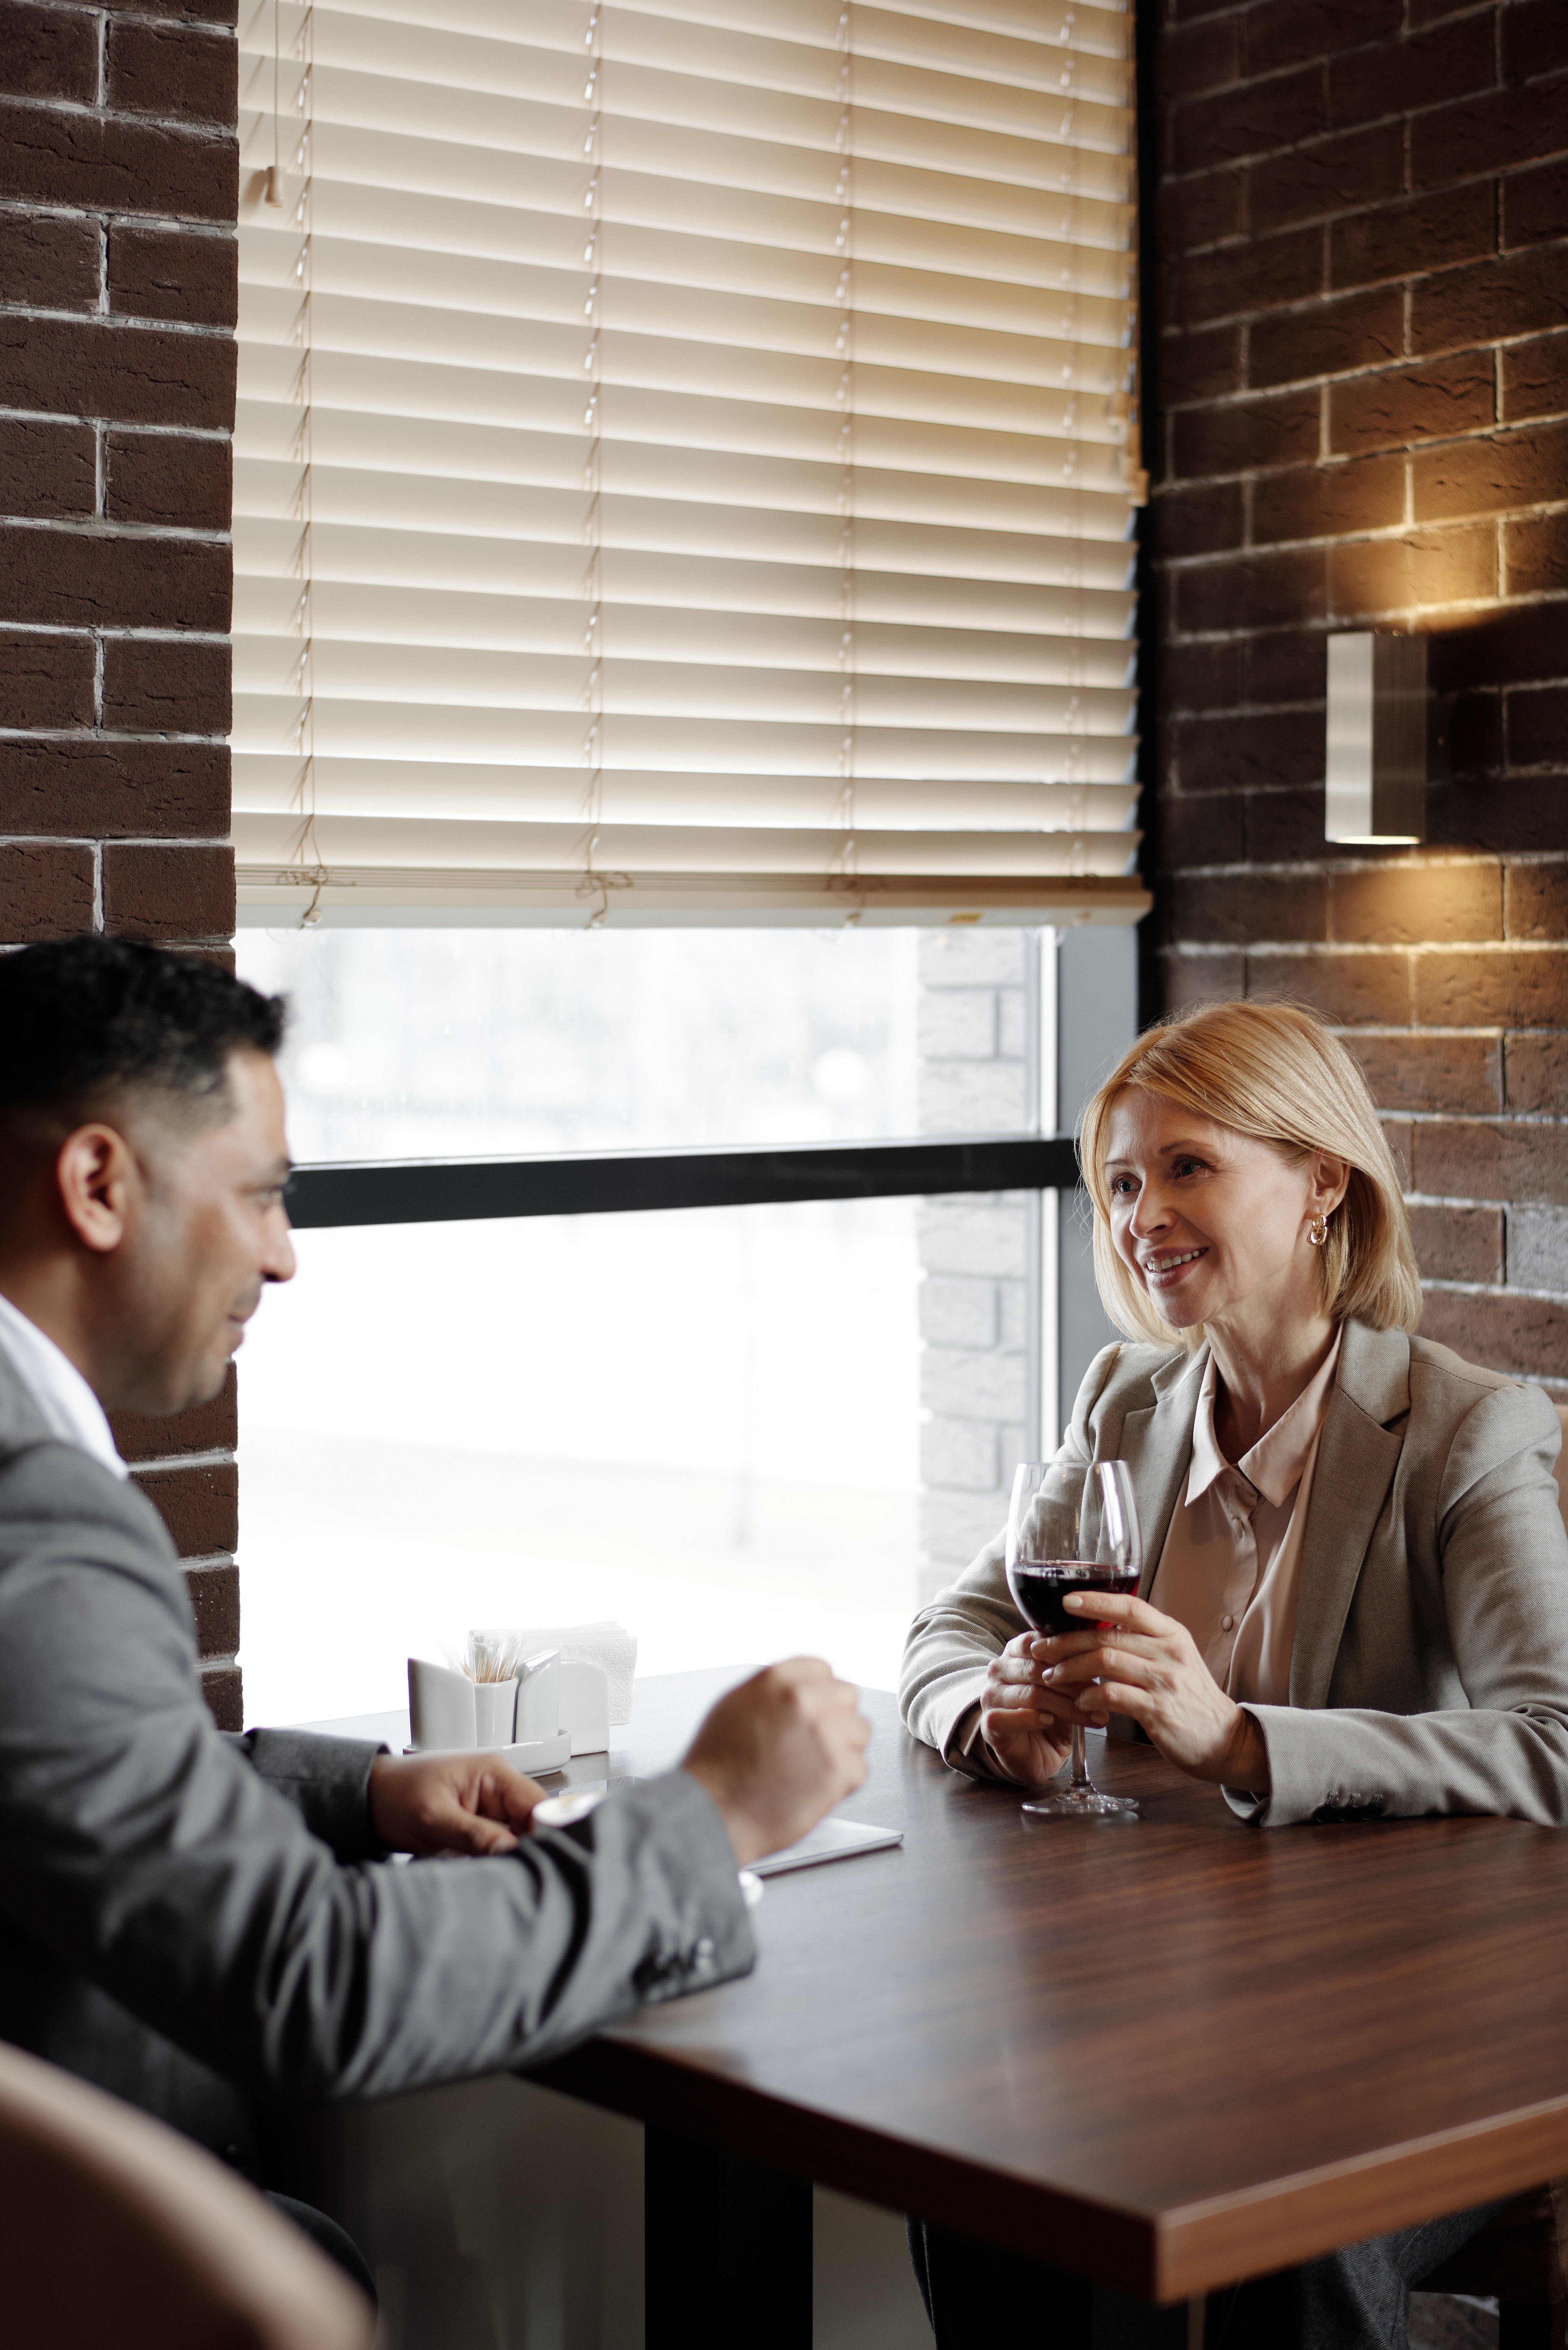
[[406, 1652, 572, 1775]]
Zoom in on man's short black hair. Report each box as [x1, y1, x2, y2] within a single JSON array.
[[0, 936, 287, 1132]]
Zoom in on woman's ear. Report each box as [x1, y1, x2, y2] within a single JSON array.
[[54, 1124, 140, 1256], [1309, 1150, 1351, 1219]]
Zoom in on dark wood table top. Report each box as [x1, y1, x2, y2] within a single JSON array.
[[535, 1668, 1568, 2304]]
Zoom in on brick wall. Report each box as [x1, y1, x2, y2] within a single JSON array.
[[1, 0, 241, 1719], [1148, 0, 1568, 1396]]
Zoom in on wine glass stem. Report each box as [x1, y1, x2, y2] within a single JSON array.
[[1070, 1723, 1090, 1789]]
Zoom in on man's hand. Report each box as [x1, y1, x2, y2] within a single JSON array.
[[369, 1751, 546, 1857], [680, 1659, 871, 1866], [1040, 1590, 1272, 1791]]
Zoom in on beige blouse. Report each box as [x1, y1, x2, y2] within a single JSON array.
[[1148, 1330, 1343, 1706]]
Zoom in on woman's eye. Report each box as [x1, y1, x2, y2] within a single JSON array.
[[1109, 1175, 1136, 1195]]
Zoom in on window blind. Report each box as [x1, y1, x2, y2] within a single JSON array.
[[235, 0, 1147, 927]]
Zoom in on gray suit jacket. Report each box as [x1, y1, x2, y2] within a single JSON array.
[[0, 1348, 752, 2164], [900, 1320, 1568, 1827]]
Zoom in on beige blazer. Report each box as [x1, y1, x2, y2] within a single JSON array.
[[899, 1320, 1568, 1827]]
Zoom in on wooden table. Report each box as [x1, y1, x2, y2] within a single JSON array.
[[532, 1669, 1568, 2307]]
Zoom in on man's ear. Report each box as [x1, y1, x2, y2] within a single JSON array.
[[55, 1125, 141, 1256]]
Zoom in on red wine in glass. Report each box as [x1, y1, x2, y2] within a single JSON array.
[[1008, 1561, 1141, 1641], [1003, 1460, 1141, 1820]]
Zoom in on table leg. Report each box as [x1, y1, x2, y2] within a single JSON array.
[[644, 2125, 812, 2350]]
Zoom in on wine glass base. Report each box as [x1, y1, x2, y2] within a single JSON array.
[[1022, 1787, 1138, 1819]]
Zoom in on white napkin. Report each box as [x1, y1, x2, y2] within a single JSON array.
[[502, 1621, 636, 1725]]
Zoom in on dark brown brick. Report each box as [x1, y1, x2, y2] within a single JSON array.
[[109, 1369, 236, 1462], [0, 207, 99, 309], [1174, 705, 1325, 791], [1508, 512, 1568, 597], [1344, 1029, 1503, 1114], [0, 522, 230, 631], [1408, 1202, 1505, 1283], [1502, 0, 1568, 84], [1158, 323, 1246, 408], [1160, 640, 1245, 714], [1330, 355, 1497, 455], [1177, 225, 1324, 327], [0, 841, 95, 939], [1503, 333, 1568, 425], [102, 635, 230, 735], [132, 1459, 237, 1557], [0, 313, 235, 430], [1412, 1118, 1568, 1204], [0, 415, 95, 519], [1411, 245, 1568, 359], [100, 0, 238, 20], [1505, 861, 1568, 939], [1160, 15, 1241, 101], [1332, 861, 1503, 945], [107, 20, 236, 127], [0, 100, 238, 222], [1171, 868, 1328, 942], [1244, 0, 1404, 74], [1416, 1287, 1568, 1380], [1160, 790, 1247, 867], [1172, 389, 1321, 476], [1328, 15, 1497, 133], [0, 629, 94, 728], [184, 1559, 239, 1658], [1252, 453, 1406, 544], [1330, 185, 1496, 296], [1443, 688, 1507, 777], [1157, 172, 1245, 259], [1249, 286, 1405, 390], [1503, 158, 1568, 252], [103, 842, 234, 939], [1179, 546, 1329, 630], [104, 429, 230, 529], [1416, 949, 1568, 1027], [1328, 525, 1498, 618], [1246, 947, 1411, 1021], [1506, 1033, 1568, 1113], [1247, 630, 1330, 702], [1510, 689, 1568, 771], [1412, 75, 1568, 191], [1150, 479, 1245, 559], [1430, 601, 1568, 692], [1161, 945, 1247, 1010], [0, 4, 99, 104], [1245, 786, 1330, 863], [0, 737, 229, 837], [1429, 771, 1568, 855], [201, 1664, 241, 1729], [108, 222, 237, 328], [1174, 67, 1328, 175], [1413, 421, 1568, 524], [1248, 124, 1405, 236]]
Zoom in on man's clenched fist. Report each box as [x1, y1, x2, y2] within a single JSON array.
[[680, 1658, 871, 1865]]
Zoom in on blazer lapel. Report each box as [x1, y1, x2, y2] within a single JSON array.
[[1288, 1320, 1410, 1708], [1116, 1347, 1205, 1598]]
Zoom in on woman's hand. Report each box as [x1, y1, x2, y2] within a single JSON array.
[[1040, 1591, 1272, 1791], [978, 1633, 1097, 1786]]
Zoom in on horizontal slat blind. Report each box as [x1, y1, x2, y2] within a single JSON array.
[[235, 0, 1146, 926]]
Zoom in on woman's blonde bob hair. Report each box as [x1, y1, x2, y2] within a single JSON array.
[[1079, 998, 1422, 1348]]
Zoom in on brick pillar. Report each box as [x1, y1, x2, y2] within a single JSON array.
[[1, 0, 240, 1720], [915, 931, 1033, 1601], [1148, 0, 1568, 1399]]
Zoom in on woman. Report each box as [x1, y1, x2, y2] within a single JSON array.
[[899, 999, 1568, 2350], [901, 997, 1568, 1827]]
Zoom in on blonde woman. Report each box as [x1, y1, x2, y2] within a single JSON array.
[[900, 998, 1568, 2350], [902, 996, 1568, 1823]]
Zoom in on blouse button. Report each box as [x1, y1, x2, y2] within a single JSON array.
[[1221, 1613, 1235, 1631]]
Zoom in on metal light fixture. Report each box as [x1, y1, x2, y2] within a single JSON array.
[[1325, 631, 1428, 845]]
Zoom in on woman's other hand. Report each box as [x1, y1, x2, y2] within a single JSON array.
[[978, 1634, 1090, 1785], [1040, 1592, 1272, 1791]]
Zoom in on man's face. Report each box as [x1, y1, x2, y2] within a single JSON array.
[[113, 1051, 296, 1414]]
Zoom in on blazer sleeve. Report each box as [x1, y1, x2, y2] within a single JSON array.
[[898, 1346, 1112, 1781], [224, 1727, 390, 1863], [1237, 1383, 1568, 1827], [0, 1446, 754, 2102]]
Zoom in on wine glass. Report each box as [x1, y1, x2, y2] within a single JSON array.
[[1004, 1458, 1141, 1820]]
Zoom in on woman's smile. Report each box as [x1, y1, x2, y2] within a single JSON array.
[[1142, 1244, 1209, 1289]]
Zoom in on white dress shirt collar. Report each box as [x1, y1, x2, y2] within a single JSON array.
[[0, 1290, 128, 1480]]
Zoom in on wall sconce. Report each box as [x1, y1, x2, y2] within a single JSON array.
[[1325, 632, 1428, 845]]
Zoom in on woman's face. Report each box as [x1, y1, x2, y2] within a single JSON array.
[[1102, 1087, 1345, 1336]]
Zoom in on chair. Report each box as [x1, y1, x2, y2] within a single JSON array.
[[0, 2037, 373, 2350], [1414, 1405, 1568, 2348]]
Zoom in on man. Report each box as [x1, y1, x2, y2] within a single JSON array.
[[0, 935, 868, 2268]]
